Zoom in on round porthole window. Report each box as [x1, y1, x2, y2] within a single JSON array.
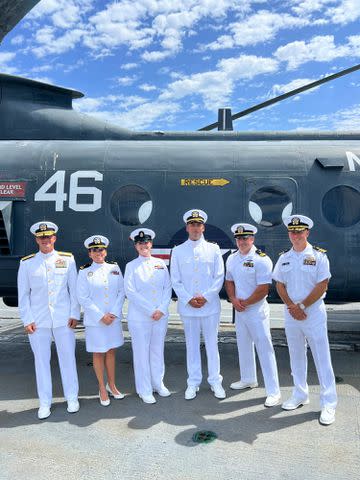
[[322, 186, 360, 227], [110, 185, 153, 226], [249, 186, 292, 227]]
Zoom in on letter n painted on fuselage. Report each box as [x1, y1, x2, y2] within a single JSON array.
[[346, 151, 360, 171]]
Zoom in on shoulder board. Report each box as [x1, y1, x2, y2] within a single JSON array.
[[313, 246, 327, 253], [278, 247, 291, 256], [21, 253, 35, 262], [80, 263, 91, 270], [106, 260, 118, 265], [255, 249, 267, 257], [58, 251, 72, 257]]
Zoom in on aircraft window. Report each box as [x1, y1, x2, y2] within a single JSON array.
[[322, 186, 360, 227], [111, 185, 153, 226], [249, 187, 292, 227]]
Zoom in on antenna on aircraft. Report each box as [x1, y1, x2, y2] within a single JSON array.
[[199, 63, 360, 131]]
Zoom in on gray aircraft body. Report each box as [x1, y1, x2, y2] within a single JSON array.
[[0, 1, 360, 306]]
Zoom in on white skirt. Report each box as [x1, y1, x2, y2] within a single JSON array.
[[85, 321, 124, 353]]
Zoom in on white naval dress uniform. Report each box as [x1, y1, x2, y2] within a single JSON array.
[[226, 246, 280, 396], [273, 243, 337, 408], [124, 256, 172, 396], [77, 261, 125, 353], [170, 236, 224, 387], [17, 250, 80, 407]]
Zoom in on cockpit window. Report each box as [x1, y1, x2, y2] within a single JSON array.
[[322, 186, 360, 227], [111, 185, 153, 226], [249, 186, 292, 227]]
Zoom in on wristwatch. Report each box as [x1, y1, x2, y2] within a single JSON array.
[[298, 303, 306, 310]]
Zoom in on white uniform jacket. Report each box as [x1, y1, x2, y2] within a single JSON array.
[[272, 243, 331, 306], [77, 261, 125, 327], [17, 250, 80, 327], [225, 245, 273, 309], [124, 256, 172, 319], [170, 236, 224, 317]]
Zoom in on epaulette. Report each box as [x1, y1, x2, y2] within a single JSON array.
[[106, 260, 118, 265], [80, 263, 91, 270], [313, 246, 327, 253], [58, 251, 72, 257], [255, 249, 267, 257], [278, 248, 291, 256], [21, 253, 35, 262]]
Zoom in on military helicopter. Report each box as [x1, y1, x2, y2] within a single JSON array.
[[1, 1, 360, 307]]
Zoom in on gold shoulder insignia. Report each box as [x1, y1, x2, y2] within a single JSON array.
[[80, 263, 91, 270], [278, 248, 291, 256], [21, 253, 35, 262], [106, 260, 118, 265], [256, 249, 267, 257], [58, 251, 72, 257], [313, 246, 327, 253]]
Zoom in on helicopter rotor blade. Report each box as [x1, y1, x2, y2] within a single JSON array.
[[198, 63, 360, 131]]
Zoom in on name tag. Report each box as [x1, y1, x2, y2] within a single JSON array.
[[282, 262, 290, 266], [154, 265, 164, 270]]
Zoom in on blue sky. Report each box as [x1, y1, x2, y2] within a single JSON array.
[[1, 0, 360, 131]]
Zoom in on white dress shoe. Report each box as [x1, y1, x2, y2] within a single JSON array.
[[281, 395, 309, 410], [139, 393, 156, 404], [106, 383, 125, 399], [67, 400, 80, 413], [230, 380, 258, 390], [319, 407, 336, 425], [154, 386, 171, 397], [38, 405, 51, 420], [99, 391, 110, 407], [264, 393, 281, 407], [185, 386, 199, 400], [211, 383, 226, 399]]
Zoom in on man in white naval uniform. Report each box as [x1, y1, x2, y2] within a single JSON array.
[[17, 221, 80, 419], [170, 209, 225, 400], [273, 214, 337, 425], [225, 223, 281, 407]]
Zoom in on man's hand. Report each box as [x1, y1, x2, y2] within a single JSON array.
[[151, 310, 164, 321], [25, 322, 36, 334], [101, 313, 116, 325], [68, 318, 78, 329], [287, 304, 307, 321], [189, 296, 207, 308], [230, 297, 248, 312]]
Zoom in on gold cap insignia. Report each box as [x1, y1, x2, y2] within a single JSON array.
[[39, 224, 47, 231], [93, 237, 101, 244]]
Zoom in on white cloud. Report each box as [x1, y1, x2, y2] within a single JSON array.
[[203, 10, 308, 51], [10, 35, 25, 45], [290, 0, 335, 16], [274, 35, 355, 69], [0, 52, 18, 74], [33, 27, 86, 57], [326, 0, 360, 24], [116, 75, 138, 86], [270, 78, 319, 97], [160, 55, 279, 110], [121, 63, 138, 70], [289, 104, 360, 130], [139, 83, 157, 91]]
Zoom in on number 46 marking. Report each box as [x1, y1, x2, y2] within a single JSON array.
[[35, 171, 103, 212]]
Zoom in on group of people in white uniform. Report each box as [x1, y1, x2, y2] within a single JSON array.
[[17, 209, 337, 427]]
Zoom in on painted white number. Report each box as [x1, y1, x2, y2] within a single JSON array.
[[34, 170, 103, 212], [69, 171, 103, 212], [34, 171, 67, 212]]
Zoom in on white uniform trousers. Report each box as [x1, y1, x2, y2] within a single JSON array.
[[284, 301, 337, 408], [128, 316, 168, 396], [28, 326, 79, 406], [235, 305, 280, 396], [182, 314, 222, 387]]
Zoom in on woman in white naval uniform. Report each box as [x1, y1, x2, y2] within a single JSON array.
[[124, 228, 172, 404], [17, 221, 80, 420], [273, 215, 337, 425], [225, 223, 281, 407], [77, 235, 125, 406]]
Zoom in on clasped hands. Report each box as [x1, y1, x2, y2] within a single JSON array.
[[287, 303, 307, 321], [101, 313, 117, 325], [231, 297, 249, 312], [189, 295, 207, 309]]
